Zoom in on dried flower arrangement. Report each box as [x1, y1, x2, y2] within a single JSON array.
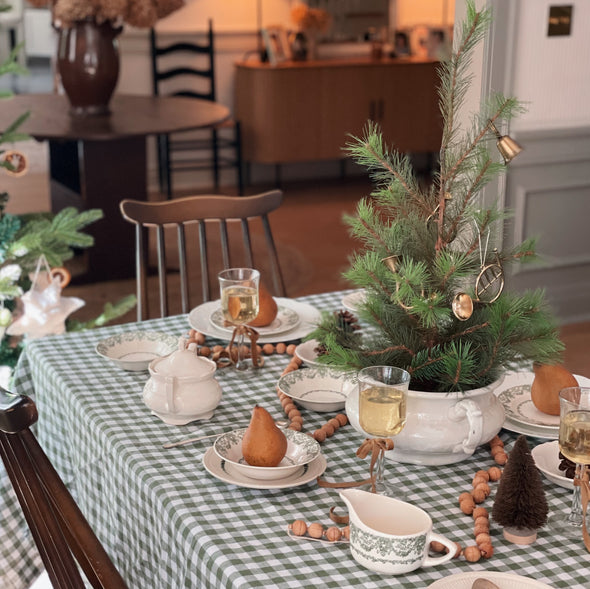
[[290, 2, 331, 33], [27, 0, 184, 28]]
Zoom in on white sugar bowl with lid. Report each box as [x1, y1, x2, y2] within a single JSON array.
[[143, 339, 222, 425]]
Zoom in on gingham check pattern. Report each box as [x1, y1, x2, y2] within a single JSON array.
[[1, 291, 585, 588]]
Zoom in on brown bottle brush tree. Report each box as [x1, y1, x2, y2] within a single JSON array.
[[492, 435, 548, 540]]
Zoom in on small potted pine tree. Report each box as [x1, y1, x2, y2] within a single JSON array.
[[310, 1, 564, 464]]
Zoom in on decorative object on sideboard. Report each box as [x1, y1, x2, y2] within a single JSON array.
[[28, 0, 185, 115]]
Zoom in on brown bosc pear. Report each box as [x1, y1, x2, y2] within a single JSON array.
[[242, 405, 288, 467], [249, 282, 278, 327], [530, 362, 579, 415]]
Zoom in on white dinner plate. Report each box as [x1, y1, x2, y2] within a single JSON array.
[[495, 371, 590, 437], [341, 289, 366, 313], [209, 304, 300, 336], [202, 446, 327, 490], [188, 298, 322, 343], [427, 571, 551, 588], [531, 440, 573, 489]]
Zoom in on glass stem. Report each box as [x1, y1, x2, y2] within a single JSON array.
[[373, 450, 385, 493], [569, 463, 585, 527], [235, 329, 246, 371]]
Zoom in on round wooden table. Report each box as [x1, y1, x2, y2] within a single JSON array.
[[2, 94, 230, 281]]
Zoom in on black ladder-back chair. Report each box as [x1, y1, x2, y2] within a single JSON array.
[[0, 388, 128, 589], [120, 190, 287, 321], [150, 20, 244, 197]]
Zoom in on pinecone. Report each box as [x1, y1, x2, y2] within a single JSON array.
[[314, 342, 328, 357], [336, 310, 360, 333], [558, 451, 576, 479]]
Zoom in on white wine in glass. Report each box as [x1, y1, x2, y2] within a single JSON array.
[[358, 365, 411, 496], [549, 387, 590, 537], [218, 268, 260, 372]]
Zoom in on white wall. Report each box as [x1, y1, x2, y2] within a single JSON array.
[[510, 0, 590, 131]]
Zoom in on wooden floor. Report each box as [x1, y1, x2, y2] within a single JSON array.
[[58, 176, 590, 379]]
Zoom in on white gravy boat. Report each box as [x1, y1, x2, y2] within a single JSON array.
[[339, 489, 456, 575]]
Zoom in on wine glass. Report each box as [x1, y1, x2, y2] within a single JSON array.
[[358, 365, 411, 496], [218, 268, 260, 372], [548, 386, 590, 537]]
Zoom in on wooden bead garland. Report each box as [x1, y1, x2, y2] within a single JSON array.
[[188, 330, 350, 443], [447, 438, 505, 563], [287, 520, 350, 544]]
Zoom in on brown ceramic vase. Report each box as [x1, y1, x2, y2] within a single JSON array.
[[57, 18, 123, 117]]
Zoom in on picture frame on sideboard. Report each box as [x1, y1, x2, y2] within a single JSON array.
[[262, 26, 291, 65]]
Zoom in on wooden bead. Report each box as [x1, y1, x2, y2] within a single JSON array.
[[288, 422, 302, 431], [474, 482, 490, 498], [490, 445, 505, 457], [324, 527, 342, 542], [262, 344, 275, 355], [335, 414, 348, 426], [290, 520, 307, 536], [328, 418, 341, 430], [313, 429, 327, 442], [471, 475, 487, 488], [472, 507, 488, 520], [479, 542, 494, 559], [487, 466, 502, 481], [474, 516, 489, 529], [199, 346, 211, 357], [463, 545, 481, 562], [213, 345, 224, 354], [430, 541, 446, 553], [474, 522, 489, 537], [459, 492, 472, 503], [288, 408, 301, 420], [194, 332, 206, 345], [475, 469, 490, 481], [341, 526, 350, 541], [290, 415, 304, 424], [307, 523, 323, 539], [489, 435, 503, 447], [475, 532, 491, 546], [322, 423, 335, 437], [460, 499, 475, 515], [283, 403, 296, 414], [494, 452, 508, 465], [287, 344, 297, 355], [280, 396, 292, 408], [276, 343, 287, 354], [471, 488, 486, 504]]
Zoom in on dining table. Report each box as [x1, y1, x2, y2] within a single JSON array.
[[1, 93, 230, 282], [1, 290, 586, 588]]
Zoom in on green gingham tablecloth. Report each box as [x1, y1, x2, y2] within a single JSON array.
[[1, 291, 587, 588]]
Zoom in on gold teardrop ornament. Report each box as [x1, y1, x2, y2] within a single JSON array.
[[452, 292, 474, 321]]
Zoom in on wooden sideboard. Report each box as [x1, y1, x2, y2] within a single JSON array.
[[234, 57, 443, 165]]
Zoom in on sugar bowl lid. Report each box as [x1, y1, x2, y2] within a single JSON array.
[[151, 338, 215, 378]]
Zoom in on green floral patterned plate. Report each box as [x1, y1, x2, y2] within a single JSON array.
[[213, 428, 321, 481]]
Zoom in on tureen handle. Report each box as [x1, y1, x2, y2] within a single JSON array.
[[448, 399, 483, 456]]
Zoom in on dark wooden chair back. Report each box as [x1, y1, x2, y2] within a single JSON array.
[[149, 20, 243, 197], [120, 190, 287, 321], [0, 388, 128, 589]]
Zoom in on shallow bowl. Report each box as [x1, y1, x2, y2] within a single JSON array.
[[96, 331, 179, 372], [531, 440, 573, 489], [213, 428, 321, 481], [277, 366, 357, 412]]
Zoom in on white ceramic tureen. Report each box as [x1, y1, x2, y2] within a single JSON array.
[[143, 339, 222, 425]]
